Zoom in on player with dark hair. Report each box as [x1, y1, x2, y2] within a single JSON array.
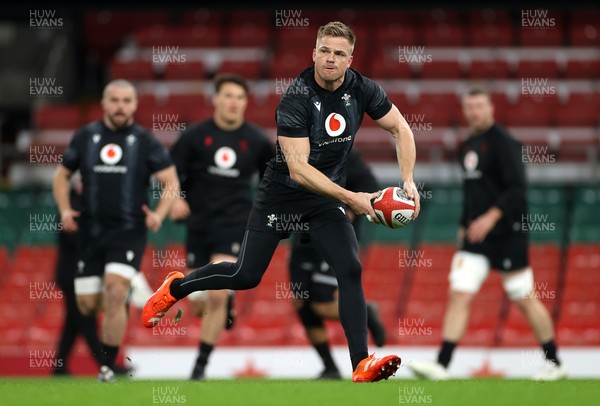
[[408, 86, 567, 381], [53, 79, 179, 382], [289, 149, 386, 379], [143, 21, 420, 382], [169, 73, 273, 380]]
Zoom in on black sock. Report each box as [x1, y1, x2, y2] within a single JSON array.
[[351, 349, 369, 371], [99, 343, 119, 369], [437, 340, 457, 368], [314, 342, 337, 371], [170, 278, 183, 300], [196, 341, 214, 367], [541, 340, 560, 366]]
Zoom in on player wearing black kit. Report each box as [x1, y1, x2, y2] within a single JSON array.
[[170, 74, 273, 380], [53, 79, 179, 382], [143, 22, 420, 382], [289, 149, 386, 379], [408, 87, 566, 381]]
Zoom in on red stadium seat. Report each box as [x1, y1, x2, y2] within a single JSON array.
[[417, 60, 464, 79], [519, 10, 564, 46], [505, 96, 557, 127], [269, 50, 312, 78], [134, 25, 222, 48], [565, 60, 600, 79], [217, 60, 263, 79], [34, 105, 82, 130], [467, 9, 510, 25], [368, 48, 414, 79], [569, 10, 600, 46], [469, 60, 511, 79], [419, 9, 461, 25], [275, 28, 315, 48], [109, 60, 155, 81], [227, 22, 271, 47], [517, 60, 560, 79], [423, 24, 466, 46], [555, 93, 600, 127], [163, 61, 207, 80], [469, 24, 514, 46], [569, 23, 600, 46], [181, 9, 224, 26], [373, 22, 418, 47], [404, 93, 461, 126], [245, 93, 280, 128]]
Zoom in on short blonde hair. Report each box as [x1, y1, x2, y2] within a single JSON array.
[[316, 21, 356, 53]]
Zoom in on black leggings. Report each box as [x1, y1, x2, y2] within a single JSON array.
[[178, 222, 368, 369]]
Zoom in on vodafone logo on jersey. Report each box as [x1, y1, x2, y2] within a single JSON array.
[[464, 150, 478, 172], [325, 113, 346, 137], [214, 146, 237, 169], [100, 143, 123, 165]]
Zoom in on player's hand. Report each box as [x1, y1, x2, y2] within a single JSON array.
[[60, 209, 80, 233], [403, 181, 420, 220], [169, 199, 191, 221], [466, 211, 499, 244], [347, 191, 381, 224], [142, 204, 163, 232]]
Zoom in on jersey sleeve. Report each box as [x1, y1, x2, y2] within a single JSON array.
[[276, 92, 310, 137], [61, 129, 85, 172], [494, 135, 526, 218], [146, 134, 173, 173], [363, 77, 392, 121]]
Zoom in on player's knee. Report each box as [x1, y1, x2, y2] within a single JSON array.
[[235, 269, 262, 289], [207, 290, 228, 308], [103, 280, 129, 310], [449, 290, 476, 308], [297, 303, 324, 328], [189, 298, 206, 316], [503, 267, 534, 301], [76, 295, 100, 316]]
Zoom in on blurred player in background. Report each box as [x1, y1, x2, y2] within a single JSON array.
[[52, 174, 103, 375], [144, 21, 420, 382], [169, 74, 273, 380], [289, 149, 386, 379], [53, 79, 179, 382], [408, 87, 566, 381]]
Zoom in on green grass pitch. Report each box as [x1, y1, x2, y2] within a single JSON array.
[[1, 378, 599, 406]]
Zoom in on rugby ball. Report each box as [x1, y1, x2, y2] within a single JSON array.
[[371, 187, 415, 229]]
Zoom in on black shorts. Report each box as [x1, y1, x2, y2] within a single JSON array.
[[247, 175, 350, 238], [77, 227, 146, 279], [186, 227, 245, 268], [289, 240, 338, 303], [461, 232, 529, 272]]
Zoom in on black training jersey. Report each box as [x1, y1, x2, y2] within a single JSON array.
[[62, 120, 172, 234], [271, 67, 391, 188], [459, 124, 527, 237], [170, 119, 273, 231], [344, 149, 379, 195]]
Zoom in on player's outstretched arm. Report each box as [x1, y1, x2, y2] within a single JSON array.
[[53, 164, 79, 232], [144, 165, 180, 232], [375, 104, 420, 219], [278, 135, 380, 223]]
